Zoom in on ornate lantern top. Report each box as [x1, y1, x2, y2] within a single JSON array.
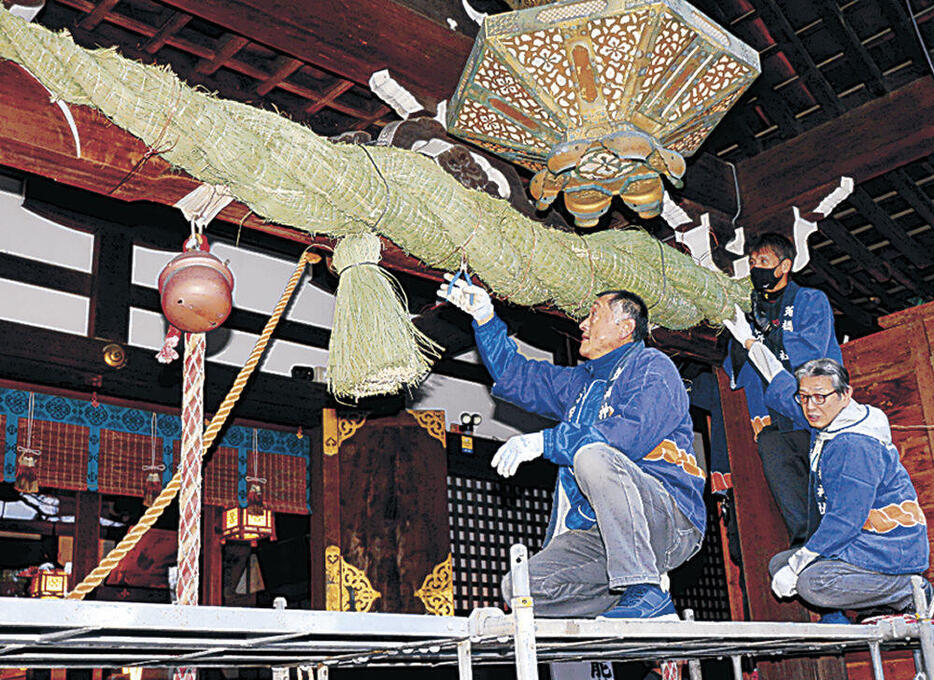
[[447, 0, 760, 226]]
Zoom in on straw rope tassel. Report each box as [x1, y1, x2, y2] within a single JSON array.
[[66, 251, 315, 600]]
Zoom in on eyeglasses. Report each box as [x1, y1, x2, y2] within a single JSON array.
[[793, 391, 838, 406]]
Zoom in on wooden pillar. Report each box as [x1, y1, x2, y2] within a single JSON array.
[[70, 490, 101, 593], [310, 409, 344, 611], [715, 369, 828, 680], [201, 505, 223, 606]]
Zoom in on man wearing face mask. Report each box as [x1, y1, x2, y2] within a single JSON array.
[[724, 232, 842, 549], [438, 277, 705, 619]]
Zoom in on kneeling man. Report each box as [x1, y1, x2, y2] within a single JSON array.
[[440, 279, 705, 619], [725, 308, 930, 620]]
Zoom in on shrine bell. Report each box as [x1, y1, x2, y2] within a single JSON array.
[[158, 248, 235, 332]]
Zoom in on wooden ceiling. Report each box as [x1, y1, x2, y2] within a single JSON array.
[[5, 0, 934, 345]]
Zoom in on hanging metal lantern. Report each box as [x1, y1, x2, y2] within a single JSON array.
[[447, 0, 759, 227], [157, 248, 235, 332]]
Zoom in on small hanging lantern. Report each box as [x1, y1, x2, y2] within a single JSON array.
[[142, 413, 165, 507], [221, 507, 276, 546], [15, 392, 41, 494], [222, 430, 276, 546], [157, 235, 235, 333], [18, 566, 68, 598], [447, 0, 760, 227]]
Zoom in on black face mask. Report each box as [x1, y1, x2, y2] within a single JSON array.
[[750, 265, 783, 292]]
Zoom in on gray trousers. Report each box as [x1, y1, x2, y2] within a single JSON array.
[[502, 443, 703, 618], [770, 549, 919, 612]]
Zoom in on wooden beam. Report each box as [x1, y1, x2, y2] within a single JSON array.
[[255, 56, 303, 97], [816, 216, 893, 284], [304, 80, 355, 115], [846, 185, 934, 270], [738, 77, 934, 233], [142, 12, 193, 56], [0, 318, 331, 426], [194, 34, 250, 76], [89, 229, 132, 342], [77, 0, 121, 31], [0, 252, 92, 297], [812, 0, 888, 97], [890, 169, 934, 236], [746, 0, 844, 117], [157, 0, 474, 104]]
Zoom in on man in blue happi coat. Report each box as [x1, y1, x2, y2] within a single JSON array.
[[724, 232, 842, 548], [724, 311, 930, 620], [439, 278, 705, 619]]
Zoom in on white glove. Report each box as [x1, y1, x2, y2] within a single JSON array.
[[723, 304, 784, 382], [437, 273, 493, 322], [787, 546, 820, 573], [722, 304, 754, 347], [491, 432, 544, 477], [771, 565, 798, 598], [771, 547, 819, 598], [748, 342, 785, 383]]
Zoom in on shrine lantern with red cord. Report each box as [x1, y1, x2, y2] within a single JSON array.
[[157, 241, 235, 333]]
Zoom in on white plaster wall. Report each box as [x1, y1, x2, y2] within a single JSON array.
[[0, 187, 91, 335], [0, 278, 89, 336], [0, 188, 94, 272]]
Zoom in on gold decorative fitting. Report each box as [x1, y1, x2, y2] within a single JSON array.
[[322, 409, 367, 456], [406, 410, 447, 447], [325, 545, 381, 612], [102, 343, 127, 369], [414, 554, 455, 616]]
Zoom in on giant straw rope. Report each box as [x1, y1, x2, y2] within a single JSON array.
[[0, 9, 748, 332], [67, 251, 315, 599]]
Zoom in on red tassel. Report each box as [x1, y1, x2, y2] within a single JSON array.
[[155, 326, 182, 364], [14, 448, 40, 494], [246, 478, 265, 514]]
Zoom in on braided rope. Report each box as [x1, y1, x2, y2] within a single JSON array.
[[66, 250, 314, 599], [177, 331, 205, 607]]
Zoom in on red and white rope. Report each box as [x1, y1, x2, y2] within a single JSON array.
[[175, 331, 205, 680]]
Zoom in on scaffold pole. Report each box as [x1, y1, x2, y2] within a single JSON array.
[[511, 544, 538, 680], [912, 575, 934, 680]]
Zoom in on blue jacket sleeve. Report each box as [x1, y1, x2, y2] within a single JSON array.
[[764, 371, 811, 430], [473, 314, 581, 421], [786, 289, 842, 367], [542, 366, 685, 465], [806, 434, 884, 557]]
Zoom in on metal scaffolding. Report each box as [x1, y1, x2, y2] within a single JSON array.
[[0, 546, 930, 680]]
